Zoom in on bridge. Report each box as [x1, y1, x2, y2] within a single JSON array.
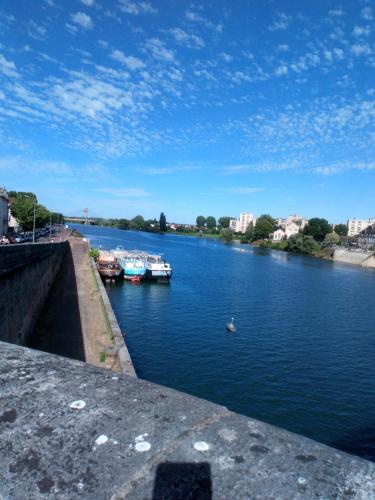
[[64, 208, 96, 225]]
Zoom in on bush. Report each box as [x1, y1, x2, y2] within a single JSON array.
[[89, 247, 100, 260]]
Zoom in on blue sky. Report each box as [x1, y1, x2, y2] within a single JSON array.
[[0, 0, 374, 223]]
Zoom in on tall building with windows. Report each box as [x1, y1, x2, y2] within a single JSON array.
[[229, 212, 256, 233], [347, 218, 372, 237], [0, 188, 9, 237]]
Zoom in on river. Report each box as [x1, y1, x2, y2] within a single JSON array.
[[75, 224, 375, 461]]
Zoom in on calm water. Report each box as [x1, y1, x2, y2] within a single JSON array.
[[76, 224, 375, 460]]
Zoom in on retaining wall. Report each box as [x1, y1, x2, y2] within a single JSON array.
[[333, 248, 375, 268], [0, 242, 68, 345]]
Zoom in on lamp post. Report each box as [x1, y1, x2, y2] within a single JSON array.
[[32, 204, 36, 244]]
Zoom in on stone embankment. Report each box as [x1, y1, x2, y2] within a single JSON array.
[[1, 341, 374, 499], [0, 236, 134, 376], [333, 248, 375, 268]]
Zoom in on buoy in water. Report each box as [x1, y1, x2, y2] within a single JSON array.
[[226, 317, 236, 332]]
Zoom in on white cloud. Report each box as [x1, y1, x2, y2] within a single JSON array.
[[169, 28, 205, 49], [144, 38, 175, 62], [99, 188, 150, 196], [0, 54, 19, 78], [277, 44, 289, 52], [313, 162, 375, 175], [215, 187, 264, 194], [71, 12, 93, 29], [328, 9, 344, 17], [361, 7, 373, 20], [352, 25, 371, 37], [28, 20, 47, 40], [275, 65, 288, 76], [80, 0, 95, 5], [118, 0, 157, 15], [110, 49, 145, 69], [350, 43, 372, 56], [220, 52, 233, 62], [268, 13, 291, 31], [140, 165, 200, 175]]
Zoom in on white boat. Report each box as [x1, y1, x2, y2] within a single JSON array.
[[145, 255, 172, 282]]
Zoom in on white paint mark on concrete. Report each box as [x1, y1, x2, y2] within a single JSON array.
[[69, 400, 86, 410], [135, 441, 151, 452], [112, 376, 119, 380], [95, 435, 108, 446], [135, 433, 148, 443], [194, 441, 210, 452], [218, 428, 237, 442]]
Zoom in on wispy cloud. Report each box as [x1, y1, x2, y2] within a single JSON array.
[[361, 7, 373, 21], [118, 0, 157, 15], [139, 165, 200, 175], [98, 187, 150, 196], [144, 38, 175, 62], [0, 54, 19, 78], [168, 28, 205, 49], [71, 12, 93, 30], [110, 49, 145, 69], [268, 12, 291, 31], [214, 187, 265, 194]]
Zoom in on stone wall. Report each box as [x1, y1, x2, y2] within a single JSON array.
[[0, 242, 68, 345], [333, 248, 375, 268]]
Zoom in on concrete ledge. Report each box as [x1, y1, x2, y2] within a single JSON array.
[[0, 341, 374, 499], [91, 256, 136, 377]]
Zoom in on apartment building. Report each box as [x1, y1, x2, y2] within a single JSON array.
[[229, 212, 257, 233], [347, 218, 372, 237]]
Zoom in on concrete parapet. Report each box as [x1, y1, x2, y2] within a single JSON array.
[[0, 341, 374, 499], [0, 242, 68, 345]]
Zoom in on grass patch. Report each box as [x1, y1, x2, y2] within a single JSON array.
[[99, 351, 106, 363]]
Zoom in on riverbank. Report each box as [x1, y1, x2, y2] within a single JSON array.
[[254, 240, 375, 269]]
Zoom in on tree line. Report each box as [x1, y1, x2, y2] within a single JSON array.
[[8, 191, 64, 232]]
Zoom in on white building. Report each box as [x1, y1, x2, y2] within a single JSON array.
[[0, 188, 9, 236], [8, 212, 21, 233], [272, 222, 301, 241], [272, 229, 285, 241], [229, 212, 257, 233], [347, 218, 372, 237], [277, 215, 308, 231]]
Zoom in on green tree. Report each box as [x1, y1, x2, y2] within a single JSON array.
[[324, 232, 340, 244], [206, 216, 216, 229], [159, 212, 167, 232], [10, 193, 50, 231], [117, 218, 130, 230], [241, 222, 255, 242], [196, 215, 206, 227], [130, 215, 145, 230], [220, 227, 233, 243], [334, 224, 348, 236], [287, 233, 319, 255], [51, 212, 64, 224], [218, 216, 232, 228], [303, 218, 331, 241], [253, 214, 277, 240]]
